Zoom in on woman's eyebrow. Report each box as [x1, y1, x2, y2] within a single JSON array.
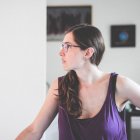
[[62, 42, 71, 44], [63, 42, 70, 43]]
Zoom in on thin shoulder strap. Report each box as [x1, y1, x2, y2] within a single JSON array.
[[58, 76, 63, 87], [58, 76, 64, 94], [111, 73, 118, 94], [110, 72, 118, 103]]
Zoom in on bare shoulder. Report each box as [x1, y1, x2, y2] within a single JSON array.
[[117, 74, 139, 92], [116, 74, 140, 107], [117, 74, 130, 89], [48, 78, 59, 97]]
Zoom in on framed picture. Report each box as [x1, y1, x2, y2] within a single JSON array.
[[111, 25, 136, 47], [47, 5, 92, 41]]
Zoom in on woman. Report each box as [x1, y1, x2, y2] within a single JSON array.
[[15, 24, 140, 140]]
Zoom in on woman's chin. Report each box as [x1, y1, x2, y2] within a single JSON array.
[[63, 66, 71, 72]]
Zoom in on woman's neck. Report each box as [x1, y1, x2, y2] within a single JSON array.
[[75, 64, 104, 86]]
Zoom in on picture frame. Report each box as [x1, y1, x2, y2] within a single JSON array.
[[47, 5, 92, 41], [111, 25, 136, 47]]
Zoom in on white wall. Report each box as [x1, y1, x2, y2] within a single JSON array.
[[46, 0, 140, 140], [0, 0, 46, 139]]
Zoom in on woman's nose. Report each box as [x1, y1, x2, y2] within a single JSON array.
[[59, 48, 65, 56]]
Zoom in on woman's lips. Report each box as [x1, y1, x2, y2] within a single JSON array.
[[62, 59, 66, 64]]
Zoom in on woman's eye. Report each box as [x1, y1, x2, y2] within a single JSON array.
[[67, 44, 71, 48]]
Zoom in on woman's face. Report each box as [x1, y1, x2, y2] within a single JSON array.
[[59, 32, 86, 71]]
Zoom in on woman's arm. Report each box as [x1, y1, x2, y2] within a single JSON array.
[[15, 79, 59, 140], [116, 75, 140, 108]]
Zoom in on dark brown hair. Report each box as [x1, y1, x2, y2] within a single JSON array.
[[59, 24, 105, 118]]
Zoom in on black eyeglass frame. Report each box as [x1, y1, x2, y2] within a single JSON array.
[[61, 42, 80, 52]]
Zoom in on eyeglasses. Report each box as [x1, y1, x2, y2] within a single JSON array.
[[61, 42, 80, 53]]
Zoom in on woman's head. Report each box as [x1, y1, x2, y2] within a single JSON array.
[[65, 24, 105, 66]]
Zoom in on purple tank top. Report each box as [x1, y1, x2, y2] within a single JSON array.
[[58, 73, 127, 140]]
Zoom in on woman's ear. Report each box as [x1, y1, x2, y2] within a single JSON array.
[[84, 47, 94, 59]]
